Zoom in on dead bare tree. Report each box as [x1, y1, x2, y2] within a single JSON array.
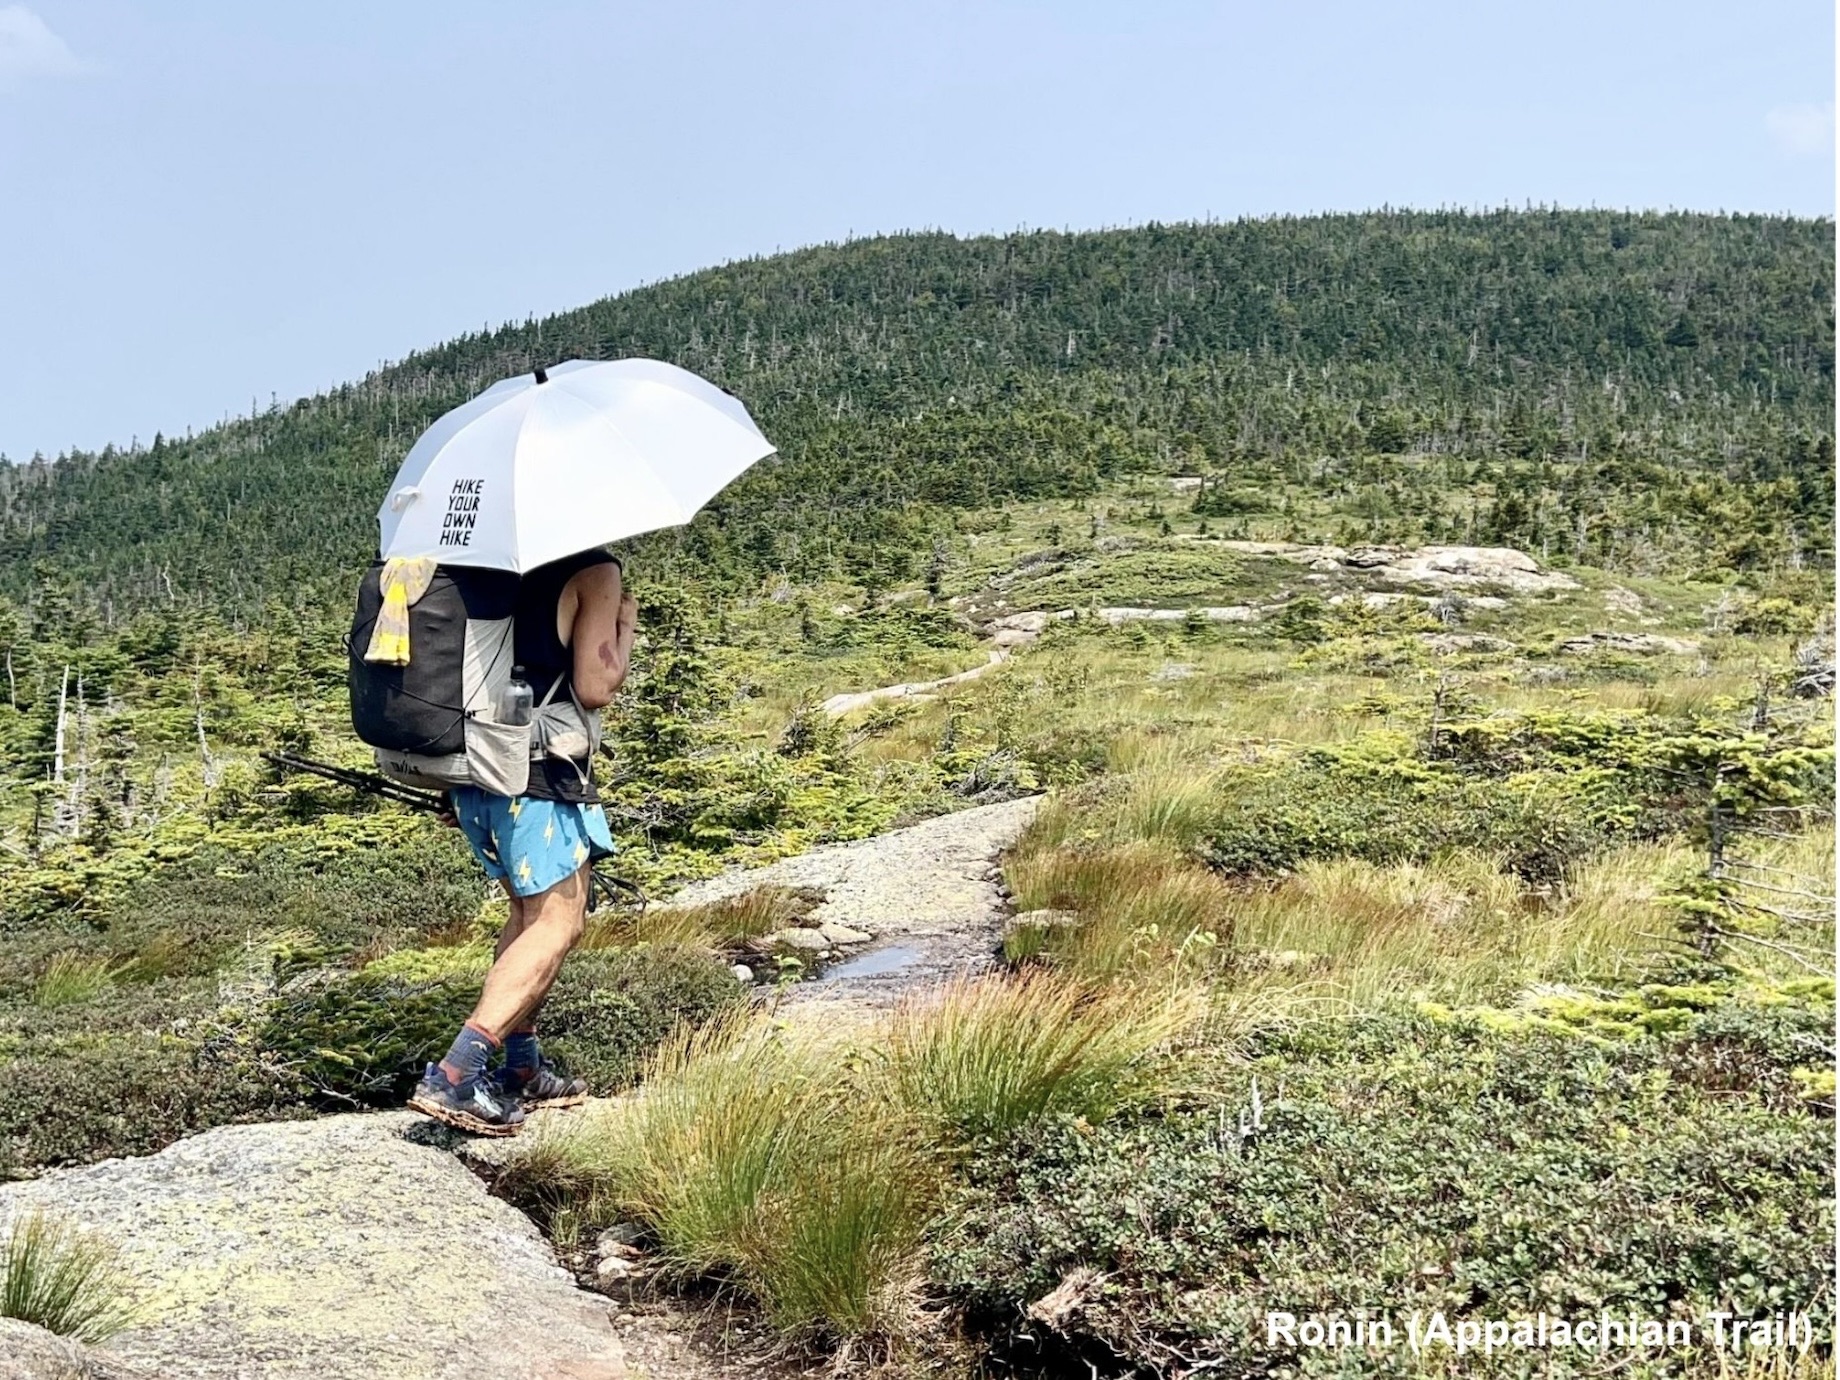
[[51, 664, 68, 790]]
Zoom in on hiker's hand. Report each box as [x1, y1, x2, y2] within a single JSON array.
[[436, 807, 458, 829]]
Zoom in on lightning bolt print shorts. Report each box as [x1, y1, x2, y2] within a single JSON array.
[[449, 787, 617, 898]]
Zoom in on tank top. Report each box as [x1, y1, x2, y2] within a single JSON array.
[[513, 549, 621, 802]]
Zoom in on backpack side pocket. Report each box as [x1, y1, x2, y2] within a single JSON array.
[[464, 716, 533, 797]]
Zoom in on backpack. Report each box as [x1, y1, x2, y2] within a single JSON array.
[[347, 560, 601, 797]]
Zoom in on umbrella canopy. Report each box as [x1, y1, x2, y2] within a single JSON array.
[[376, 358, 775, 573]]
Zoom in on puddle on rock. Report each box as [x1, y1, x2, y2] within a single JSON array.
[[818, 944, 925, 982]]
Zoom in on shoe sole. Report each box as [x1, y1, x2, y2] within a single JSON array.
[[407, 1094, 523, 1137]]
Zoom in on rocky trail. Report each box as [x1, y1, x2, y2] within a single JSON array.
[[815, 543, 1697, 722], [0, 798, 1043, 1380], [674, 795, 1041, 1010]]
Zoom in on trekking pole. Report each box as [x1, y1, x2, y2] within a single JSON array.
[[589, 870, 647, 915], [261, 750, 446, 812]]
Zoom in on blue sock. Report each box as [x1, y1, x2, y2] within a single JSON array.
[[503, 1027, 540, 1086], [436, 1022, 497, 1088]]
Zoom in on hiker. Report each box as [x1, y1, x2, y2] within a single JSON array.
[[406, 549, 638, 1136]]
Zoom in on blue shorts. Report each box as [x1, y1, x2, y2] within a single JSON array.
[[450, 788, 617, 898]]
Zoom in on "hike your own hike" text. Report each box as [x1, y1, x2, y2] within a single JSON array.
[[440, 478, 485, 547]]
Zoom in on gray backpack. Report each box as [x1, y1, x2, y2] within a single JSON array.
[[348, 561, 600, 797]]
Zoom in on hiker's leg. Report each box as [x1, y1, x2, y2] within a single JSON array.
[[466, 864, 589, 1039], [495, 883, 530, 960], [490, 887, 542, 1065]]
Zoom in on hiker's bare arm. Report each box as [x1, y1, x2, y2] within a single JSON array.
[[567, 563, 636, 709]]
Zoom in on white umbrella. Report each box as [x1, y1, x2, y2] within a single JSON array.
[[376, 358, 775, 573]]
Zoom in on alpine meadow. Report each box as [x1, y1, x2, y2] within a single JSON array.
[[0, 212, 1833, 1378]]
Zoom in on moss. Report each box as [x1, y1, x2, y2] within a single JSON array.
[[1635, 982, 1724, 1010], [1791, 1067, 1836, 1102], [359, 944, 493, 984]]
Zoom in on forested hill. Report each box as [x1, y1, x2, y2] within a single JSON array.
[[1, 210, 1832, 615]]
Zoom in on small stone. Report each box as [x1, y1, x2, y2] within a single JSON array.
[[766, 928, 831, 953], [598, 1222, 646, 1249], [1003, 909, 1080, 940], [597, 1256, 638, 1281], [730, 963, 754, 984], [1557, 631, 1699, 657], [817, 922, 871, 945], [1603, 586, 1644, 616], [1419, 633, 1515, 654]]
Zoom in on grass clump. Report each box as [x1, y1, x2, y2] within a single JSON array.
[[506, 971, 1197, 1341], [583, 885, 820, 951], [1004, 837, 1234, 981], [0, 1210, 138, 1343], [514, 1016, 936, 1338], [881, 972, 1204, 1144], [32, 955, 117, 1009]]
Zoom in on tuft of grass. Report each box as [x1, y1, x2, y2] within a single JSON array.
[[1005, 838, 1235, 981], [582, 885, 819, 951], [1222, 852, 1531, 1004], [509, 1014, 935, 1338], [879, 972, 1203, 1145], [32, 955, 116, 1009], [507, 971, 1203, 1340], [0, 1210, 138, 1343]]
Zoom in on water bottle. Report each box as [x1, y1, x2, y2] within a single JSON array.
[[497, 666, 533, 727]]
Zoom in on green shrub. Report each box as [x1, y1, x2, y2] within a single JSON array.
[[0, 1210, 137, 1343], [260, 944, 743, 1104], [101, 830, 483, 979], [1198, 758, 1618, 883], [933, 1004, 1834, 1376], [538, 946, 746, 1091], [259, 973, 478, 1104], [0, 1033, 296, 1173]]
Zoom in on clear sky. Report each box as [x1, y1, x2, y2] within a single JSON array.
[[0, 0, 1832, 462]]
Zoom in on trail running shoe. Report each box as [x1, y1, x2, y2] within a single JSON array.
[[491, 1059, 590, 1111], [408, 1064, 527, 1137]]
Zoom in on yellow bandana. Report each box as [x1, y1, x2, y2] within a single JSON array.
[[363, 557, 438, 665]]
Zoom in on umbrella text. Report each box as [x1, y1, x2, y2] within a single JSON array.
[[441, 479, 485, 547]]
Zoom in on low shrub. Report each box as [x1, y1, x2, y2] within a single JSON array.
[[0, 1033, 296, 1173], [932, 1003, 1835, 1376], [1198, 757, 1619, 883], [260, 944, 743, 1104], [537, 946, 746, 1091], [258, 973, 478, 1104], [0, 1211, 137, 1343], [101, 830, 483, 979]]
